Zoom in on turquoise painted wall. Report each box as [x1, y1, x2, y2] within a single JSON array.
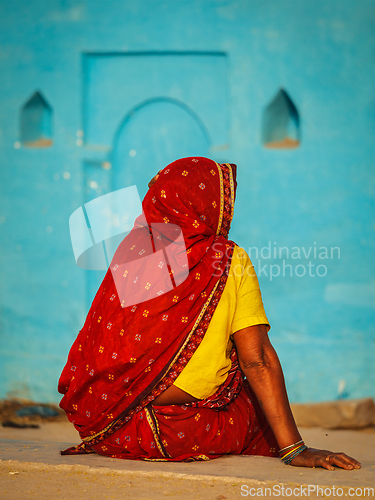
[[0, 0, 374, 403]]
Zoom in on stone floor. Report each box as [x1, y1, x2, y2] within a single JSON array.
[[0, 421, 374, 499]]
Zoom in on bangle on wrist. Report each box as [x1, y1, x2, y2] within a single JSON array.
[[279, 441, 307, 465], [278, 439, 304, 455]]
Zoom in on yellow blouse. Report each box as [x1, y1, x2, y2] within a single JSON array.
[[174, 245, 270, 400]]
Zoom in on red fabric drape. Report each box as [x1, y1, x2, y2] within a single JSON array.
[[58, 158, 239, 452], [86, 381, 279, 462]]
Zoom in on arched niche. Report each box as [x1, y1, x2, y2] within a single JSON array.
[[83, 97, 210, 306], [20, 91, 53, 148], [262, 89, 300, 149], [111, 97, 210, 200]]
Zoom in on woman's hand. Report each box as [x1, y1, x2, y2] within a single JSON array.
[[290, 447, 361, 470], [233, 327, 362, 472]]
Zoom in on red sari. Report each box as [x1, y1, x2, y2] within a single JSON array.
[[58, 157, 278, 461]]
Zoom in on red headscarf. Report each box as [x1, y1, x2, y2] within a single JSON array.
[[59, 157, 237, 444]]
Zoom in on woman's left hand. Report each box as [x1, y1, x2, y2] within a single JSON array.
[[290, 447, 361, 470]]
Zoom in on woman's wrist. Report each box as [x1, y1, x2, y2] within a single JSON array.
[[279, 441, 307, 465], [278, 439, 304, 455]]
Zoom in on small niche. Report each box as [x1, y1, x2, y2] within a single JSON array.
[[262, 89, 300, 149], [20, 91, 53, 148]]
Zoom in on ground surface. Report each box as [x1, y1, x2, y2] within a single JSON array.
[[0, 421, 374, 499]]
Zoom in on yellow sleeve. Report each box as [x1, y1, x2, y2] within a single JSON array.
[[231, 247, 270, 334]]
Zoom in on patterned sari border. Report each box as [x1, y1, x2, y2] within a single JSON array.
[[144, 406, 171, 459], [215, 162, 224, 236], [152, 279, 221, 385], [82, 418, 119, 442], [225, 163, 235, 224]]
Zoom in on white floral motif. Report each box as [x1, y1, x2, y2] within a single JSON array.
[[107, 322, 112, 329], [131, 305, 137, 312], [199, 183, 205, 190], [112, 352, 118, 359], [139, 249, 145, 255], [112, 264, 118, 271], [158, 262, 164, 268], [192, 159, 198, 163]]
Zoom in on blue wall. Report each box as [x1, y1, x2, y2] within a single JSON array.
[[0, 0, 374, 403]]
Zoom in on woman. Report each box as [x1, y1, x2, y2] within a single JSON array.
[[59, 157, 360, 469]]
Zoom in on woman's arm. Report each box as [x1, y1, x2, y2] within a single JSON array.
[[233, 324, 361, 470]]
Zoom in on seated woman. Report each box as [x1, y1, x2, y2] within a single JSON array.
[[59, 157, 360, 470]]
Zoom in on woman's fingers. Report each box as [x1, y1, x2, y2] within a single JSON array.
[[320, 456, 335, 471], [325, 454, 352, 470], [290, 448, 361, 470], [326, 452, 361, 469]]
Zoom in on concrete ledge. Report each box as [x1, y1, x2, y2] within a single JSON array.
[[0, 435, 374, 491], [291, 398, 375, 429]]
